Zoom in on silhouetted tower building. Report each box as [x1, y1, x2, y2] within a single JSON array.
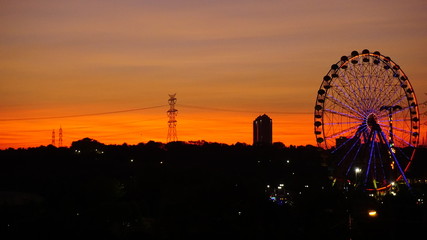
[[167, 93, 178, 142], [253, 114, 272, 145]]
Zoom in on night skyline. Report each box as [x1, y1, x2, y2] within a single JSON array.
[[1, 0, 427, 149]]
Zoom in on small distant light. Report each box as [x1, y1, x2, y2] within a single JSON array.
[[130, 159, 134, 163], [160, 161, 163, 164], [368, 210, 377, 217], [279, 183, 284, 187], [76, 212, 80, 216], [286, 160, 290, 164], [238, 211, 242, 216], [266, 185, 270, 188], [304, 185, 309, 188]]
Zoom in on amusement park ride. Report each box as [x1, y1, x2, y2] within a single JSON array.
[[314, 49, 420, 193]]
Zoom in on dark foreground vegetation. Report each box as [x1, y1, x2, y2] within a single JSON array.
[[1, 138, 426, 239]]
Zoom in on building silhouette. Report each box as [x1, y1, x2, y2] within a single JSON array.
[[253, 114, 272, 145]]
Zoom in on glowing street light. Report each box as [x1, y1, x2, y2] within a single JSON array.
[[355, 167, 362, 186], [368, 210, 377, 217]]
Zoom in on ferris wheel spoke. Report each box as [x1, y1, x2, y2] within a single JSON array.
[[379, 87, 404, 108], [377, 118, 411, 123], [336, 134, 364, 170], [324, 108, 363, 121], [323, 121, 362, 125], [325, 124, 360, 140], [381, 128, 415, 148], [378, 123, 413, 136], [344, 66, 368, 109], [325, 94, 364, 118], [377, 105, 413, 120], [376, 95, 408, 117], [363, 131, 378, 187], [395, 147, 412, 163], [332, 126, 366, 155], [378, 131, 411, 188], [333, 74, 367, 114], [374, 141, 387, 185]]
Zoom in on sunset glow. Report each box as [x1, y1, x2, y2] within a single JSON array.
[[1, 0, 426, 149]]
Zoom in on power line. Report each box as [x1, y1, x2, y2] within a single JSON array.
[[0, 105, 167, 122], [179, 104, 311, 115]]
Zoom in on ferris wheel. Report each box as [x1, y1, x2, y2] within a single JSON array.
[[314, 49, 420, 191]]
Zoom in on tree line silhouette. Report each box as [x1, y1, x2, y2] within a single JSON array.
[[0, 138, 426, 239]]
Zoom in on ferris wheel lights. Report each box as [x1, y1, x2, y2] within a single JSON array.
[[314, 50, 419, 191]]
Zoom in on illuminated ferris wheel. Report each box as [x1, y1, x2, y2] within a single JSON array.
[[314, 49, 420, 191]]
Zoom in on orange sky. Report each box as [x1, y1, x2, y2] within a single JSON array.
[[1, 0, 427, 149]]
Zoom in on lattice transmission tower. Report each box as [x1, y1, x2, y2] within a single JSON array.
[[58, 126, 63, 147], [167, 93, 178, 142], [51, 129, 55, 146]]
